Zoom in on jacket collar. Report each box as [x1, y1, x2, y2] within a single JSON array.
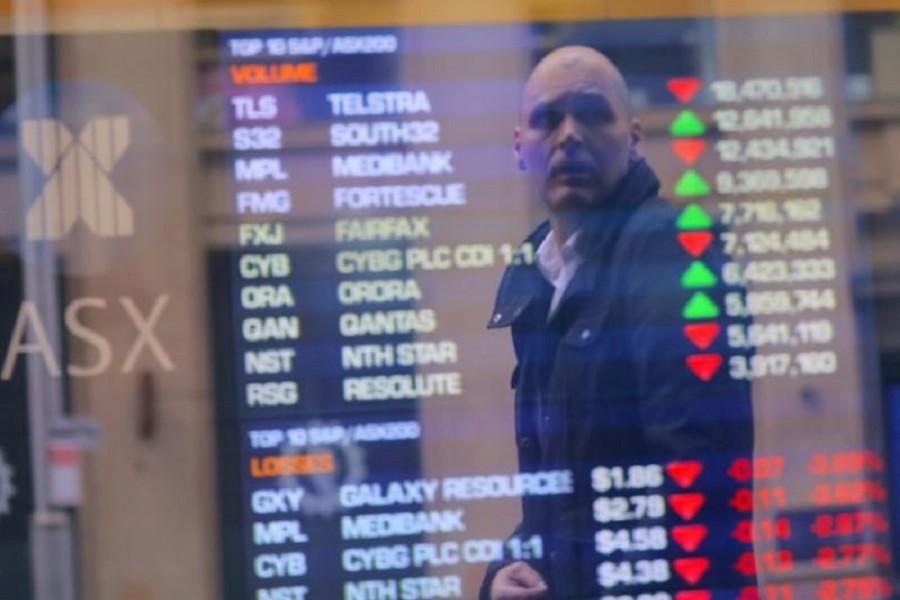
[[488, 158, 660, 329]]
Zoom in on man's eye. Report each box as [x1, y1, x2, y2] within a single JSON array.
[[578, 106, 612, 124], [530, 109, 560, 129]]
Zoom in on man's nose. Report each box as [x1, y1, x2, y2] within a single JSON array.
[[557, 113, 583, 152]]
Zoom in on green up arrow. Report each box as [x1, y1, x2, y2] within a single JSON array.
[[683, 291, 720, 320], [670, 110, 707, 137], [677, 204, 713, 231], [675, 170, 711, 197], [681, 261, 718, 289]]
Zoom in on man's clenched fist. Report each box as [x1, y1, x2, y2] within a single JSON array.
[[490, 561, 548, 599]]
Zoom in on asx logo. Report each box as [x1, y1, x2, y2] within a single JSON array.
[[22, 117, 134, 241]]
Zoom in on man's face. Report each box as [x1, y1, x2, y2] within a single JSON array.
[[515, 57, 641, 212]]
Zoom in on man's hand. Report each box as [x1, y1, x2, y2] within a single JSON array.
[[490, 561, 548, 599]]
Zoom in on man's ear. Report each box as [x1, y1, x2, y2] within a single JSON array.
[[629, 118, 643, 160], [513, 126, 526, 171]]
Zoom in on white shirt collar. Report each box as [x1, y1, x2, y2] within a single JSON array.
[[536, 229, 582, 319]]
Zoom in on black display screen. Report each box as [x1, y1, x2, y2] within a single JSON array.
[[204, 15, 894, 600]]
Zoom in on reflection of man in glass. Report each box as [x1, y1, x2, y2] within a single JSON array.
[[482, 46, 753, 599]]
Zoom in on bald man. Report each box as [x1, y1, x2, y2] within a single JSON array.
[[482, 47, 753, 599]]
